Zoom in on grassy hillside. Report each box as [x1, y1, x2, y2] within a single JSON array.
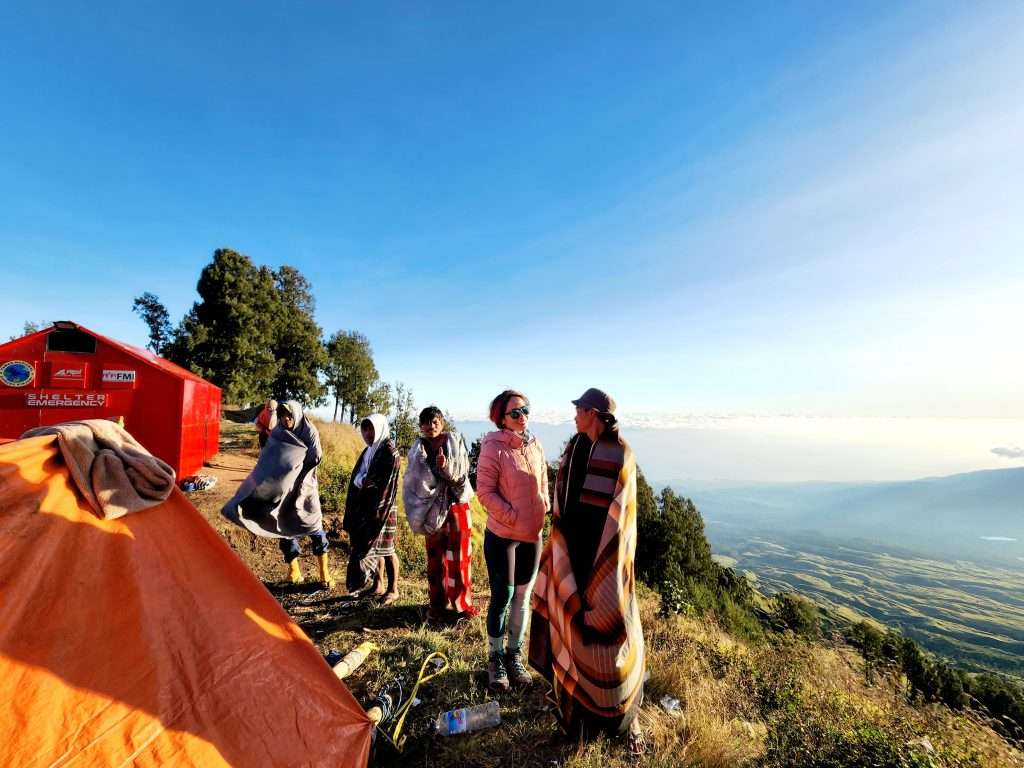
[[194, 418, 1024, 767], [709, 530, 1024, 677]]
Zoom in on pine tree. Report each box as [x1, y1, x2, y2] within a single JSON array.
[[324, 331, 378, 422], [175, 248, 281, 405], [270, 266, 326, 404], [390, 381, 417, 452], [142, 250, 329, 406], [131, 292, 173, 355]]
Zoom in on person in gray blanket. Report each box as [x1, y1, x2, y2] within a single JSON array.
[[222, 400, 335, 587]]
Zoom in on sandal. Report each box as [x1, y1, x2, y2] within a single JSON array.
[[626, 720, 648, 759]]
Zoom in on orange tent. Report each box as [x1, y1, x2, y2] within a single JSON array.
[[0, 434, 373, 767]]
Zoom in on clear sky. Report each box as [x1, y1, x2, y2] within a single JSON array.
[[2, 2, 1022, 479]]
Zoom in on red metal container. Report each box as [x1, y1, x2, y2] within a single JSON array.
[[0, 322, 221, 478]]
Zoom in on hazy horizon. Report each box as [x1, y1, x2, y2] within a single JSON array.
[[425, 414, 1024, 486]]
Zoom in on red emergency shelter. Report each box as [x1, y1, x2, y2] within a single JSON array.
[[0, 321, 221, 478]]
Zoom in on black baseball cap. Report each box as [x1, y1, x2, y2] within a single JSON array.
[[571, 387, 616, 414]]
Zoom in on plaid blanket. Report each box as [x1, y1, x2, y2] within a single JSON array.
[[343, 438, 400, 591], [529, 428, 645, 737]]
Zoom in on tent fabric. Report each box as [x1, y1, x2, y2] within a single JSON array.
[[20, 419, 176, 520], [0, 435, 372, 768]]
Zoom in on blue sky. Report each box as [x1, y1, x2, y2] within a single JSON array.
[[2, 2, 1022, 477]]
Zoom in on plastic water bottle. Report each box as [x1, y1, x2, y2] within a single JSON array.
[[434, 700, 501, 736]]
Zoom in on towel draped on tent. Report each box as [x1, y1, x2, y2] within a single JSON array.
[[21, 419, 175, 519]]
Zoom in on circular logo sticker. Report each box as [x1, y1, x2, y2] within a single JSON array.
[[0, 360, 35, 387]]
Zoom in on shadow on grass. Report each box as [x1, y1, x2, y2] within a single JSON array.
[[289, 599, 428, 639]]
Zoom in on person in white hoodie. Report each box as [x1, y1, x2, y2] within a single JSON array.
[[343, 413, 401, 603]]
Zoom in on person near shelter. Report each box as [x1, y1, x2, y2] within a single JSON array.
[[476, 389, 549, 691], [402, 406, 478, 622], [254, 399, 277, 450], [529, 388, 646, 753], [343, 413, 401, 604], [222, 400, 335, 587]]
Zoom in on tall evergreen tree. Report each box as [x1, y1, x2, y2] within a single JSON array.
[[176, 248, 281, 405], [366, 381, 393, 416], [324, 331, 378, 422], [270, 266, 326, 404], [9, 321, 46, 341], [390, 381, 417, 451], [636, 486, 715, 587]]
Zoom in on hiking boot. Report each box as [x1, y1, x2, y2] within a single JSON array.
[[488, 651, 510, 692], [317, 553, 335, 589], [505, 647, 533, 688]]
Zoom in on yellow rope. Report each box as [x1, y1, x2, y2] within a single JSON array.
[[376, 651, 450, 752]]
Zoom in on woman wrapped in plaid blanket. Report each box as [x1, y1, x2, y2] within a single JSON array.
[[530, 388, 646, 752]]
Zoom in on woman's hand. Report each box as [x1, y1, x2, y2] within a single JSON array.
[[436, 446, 447, 470]]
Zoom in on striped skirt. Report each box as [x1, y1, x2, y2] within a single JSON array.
[[346, 505, 398, 592]]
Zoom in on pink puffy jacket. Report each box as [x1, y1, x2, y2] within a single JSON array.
[[476, 429, 549, 542]]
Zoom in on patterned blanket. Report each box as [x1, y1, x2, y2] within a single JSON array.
[[402, 431, 473, 535], [529, 428, 645, 737]]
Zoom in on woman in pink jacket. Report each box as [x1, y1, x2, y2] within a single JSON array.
[[476, 389, 549, 691]]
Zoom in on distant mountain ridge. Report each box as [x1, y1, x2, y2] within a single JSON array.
[[681, 467, 1024, 566]]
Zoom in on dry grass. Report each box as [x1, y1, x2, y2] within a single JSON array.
[[794, 644, 1024, 768], [314, 418, 366, 471], [208, 417, 1024, 767]]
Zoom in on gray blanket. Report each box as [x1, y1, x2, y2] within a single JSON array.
[[221, 402, 323, 539], [403, 431, 473, 535]]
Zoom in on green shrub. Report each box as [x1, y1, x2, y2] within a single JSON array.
[[752, 659, 803, 715], [762, 715, 932, 768], [771, 592, 821, 639], [963, 672, 1024, 744], [636, 475, 763, 639], [847, 620, 887, 684], [317, 458, 350, 515]]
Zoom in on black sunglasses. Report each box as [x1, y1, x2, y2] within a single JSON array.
[[505, 406, 530, 420]]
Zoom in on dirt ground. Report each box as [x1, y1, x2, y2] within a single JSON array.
[[187, 419, 467, 650], [187, 418, 505, 764]]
